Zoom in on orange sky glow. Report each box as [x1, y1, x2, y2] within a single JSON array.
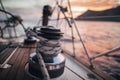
[[63, 0, 120, 17], [69, 0, 119, 11], [2, 0, 120, 18]]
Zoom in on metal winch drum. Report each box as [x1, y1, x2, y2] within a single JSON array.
[[26, 26, 66, 79], [40, 26, 63, 40], [28, 52, 65, 78]]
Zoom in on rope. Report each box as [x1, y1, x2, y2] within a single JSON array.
[[37, 39, 61, 55], [36, 48, 50, 80]]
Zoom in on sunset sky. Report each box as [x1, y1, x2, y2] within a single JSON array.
[[2, 0, 120, 18], [67, 0, 120, 11], [3, 0, 120, 10], [63, 0, 120, 17]]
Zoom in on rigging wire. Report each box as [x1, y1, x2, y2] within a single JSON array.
[[35, 17, 42, 27], [36, 0, 59, 26], [48, 0, 59, 27], [0, 9, 26, 31], [0, 0, 9, 19], [56, 0, 63, 27], [34, 0, 120, 26], [0, 0, 13, 38], [67, 0, 94, 68], [67, 0, 76, 57]]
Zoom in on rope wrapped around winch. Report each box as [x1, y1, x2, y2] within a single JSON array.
[[22, 24, 65, 80]]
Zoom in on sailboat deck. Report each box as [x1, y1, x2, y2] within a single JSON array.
[[0, 43, 110, 80]]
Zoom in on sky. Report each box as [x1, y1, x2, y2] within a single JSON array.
[[2, 0, 120, 10], [1, 0, 120, 18], [68, 0, 120, 11], [63, 0, 120, 17]]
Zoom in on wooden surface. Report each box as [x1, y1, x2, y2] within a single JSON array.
[[0, 43, 107, 80], [0, 44, 35, 80]]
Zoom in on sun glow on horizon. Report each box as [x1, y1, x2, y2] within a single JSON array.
[[71, 7, 88, 12], [68, 0, 120, 11], [88, 6, 116, 11], [62, 0, 120, 17], [70, 7, 88, 17]]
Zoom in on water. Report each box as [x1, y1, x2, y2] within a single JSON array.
[[62, 21, 120, 80], [1, 0, 120, 80]]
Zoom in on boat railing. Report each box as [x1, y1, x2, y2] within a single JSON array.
[[90, 46, 120, 60]]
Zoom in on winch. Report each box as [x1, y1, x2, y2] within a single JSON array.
[[26, 26, 65, 79]]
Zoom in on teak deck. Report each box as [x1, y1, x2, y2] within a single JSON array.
[[0, 44, 36, 80], [0, 43, 113, 80]]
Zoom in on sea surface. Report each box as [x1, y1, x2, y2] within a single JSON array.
[[0, 0, 120, 80], [62, 21, 120, 80]]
